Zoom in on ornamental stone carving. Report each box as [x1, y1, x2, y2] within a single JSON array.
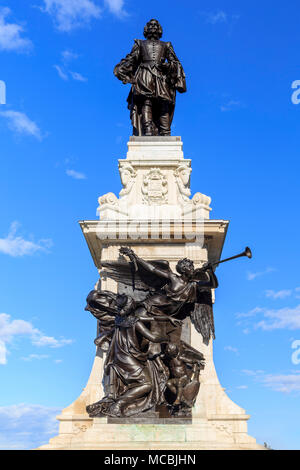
[[192, 192, 211, 208], [119, 164, 136, 198], [98, 192, 118, 207], [142, 168, 168, 204], [174, 164, 192, 205]]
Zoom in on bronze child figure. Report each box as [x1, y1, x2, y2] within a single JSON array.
[[165, 342, 204, 408]]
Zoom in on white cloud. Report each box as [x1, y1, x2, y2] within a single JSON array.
[[0, 222, 52, 257], [236, 385, 248, 390], [104, 0, 127, 17], [66, 169, 87, 179], [262, 374, 300, 393], [0, 111, 43, 139], [0, 7, 32, 53], [21, 354, 49, 361], [220, 100, 242, 112], [0, 314, 39, 365], [242, 328, 250, 335], [62, 49, 78, 63], [42, 0, 102, 32], [265, 289, 292, 300], [206, 10, 228, 24], [55, 51, 87, 82], [255, 305, 300, 331], [237, 304, 300, 331], [0, 340, 7, 365], [203, 10, 240, 26], [295, 287, 300, 299], [54, 64, 68, 80], [247, 267, 276, 281], [32, 335, 73, 347], [0, 404, 59, 450], [242, 369, 300, 394], [0, 312, 73, 365], [242, 369, 265, 377], [224, 345, 239, 355], [70, 71, 87, 82], [236, 306, 264, 319]]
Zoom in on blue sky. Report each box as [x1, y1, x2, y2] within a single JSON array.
[[0, 0, 299, 450]]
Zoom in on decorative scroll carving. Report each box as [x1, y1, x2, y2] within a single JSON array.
[[98, 192, 119, 207], [192, 192, 211, 208]]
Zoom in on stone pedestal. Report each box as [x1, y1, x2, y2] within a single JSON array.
[[39, 137, 263, 450]]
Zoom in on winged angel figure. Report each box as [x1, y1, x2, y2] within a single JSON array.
[[85, 247, 218, 418]]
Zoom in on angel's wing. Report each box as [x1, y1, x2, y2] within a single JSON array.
[[180, 341, 205, 365], [101, 259, 170, 292], [190, 289, 215, 346]]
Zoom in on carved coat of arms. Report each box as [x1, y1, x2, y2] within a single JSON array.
[[142, 168, 168, 204]]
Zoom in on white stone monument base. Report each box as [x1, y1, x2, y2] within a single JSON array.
[[38, 137, 265, 451], [39, 417, 263, 450]]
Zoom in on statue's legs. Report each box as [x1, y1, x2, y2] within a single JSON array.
[[110, 382, 152, 416], [173, 376, 189, 405], [141, 97, 171, 136], [142, 98, 154, 136], [159, 100, 171, 136]]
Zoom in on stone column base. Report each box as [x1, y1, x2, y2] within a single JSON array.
[[38, 417, 264, 451]]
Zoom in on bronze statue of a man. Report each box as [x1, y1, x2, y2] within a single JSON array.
[[114, 19, 186, 136]]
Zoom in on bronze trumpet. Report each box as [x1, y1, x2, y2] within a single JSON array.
[[212, 247, 252, 268]]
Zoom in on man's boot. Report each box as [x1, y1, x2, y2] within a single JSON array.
[[142, 99, 154, 136], [159, 100, 171, 136]]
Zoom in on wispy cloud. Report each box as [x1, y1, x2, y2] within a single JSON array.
[[295, 287, 300, 299], [104, 0, 127, 18], [236, 385, 248, 390], [54, 64, 68, 80], [54, 49, 88, 82], [0, 312, 73, 365], [21, 354, 49, 361], [265, 289, 292, 300], [32, 335, 73, 347], [0, 404, 59, 450], [0, 111, 43, 139], [242, 369, 300, 394], [236, 307, 264, 319], [224, 345, 239, 355], [220, 100, 243, 112], [70, 71, 87, 82], [255, 305, 300, 331], [61, 49, 78, 63], [205, 10, 228, 24], [262, 374, 300, 393], [0, 7, 32, 53], [66, 169, 87, 180], [202, 10, 240, 26], [237, 305, 300, 331], [242, 369, 265, 377], [41, 0, 102, 32], [247, 267, 276, 281], [0, 222, 52, 257]]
